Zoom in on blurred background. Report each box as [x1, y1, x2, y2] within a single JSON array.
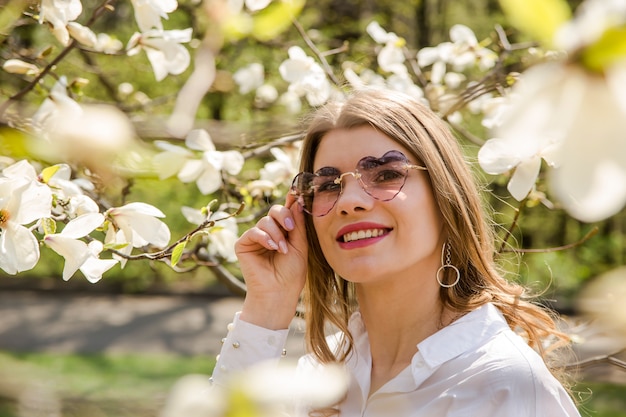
[[1, 0, 625, 415]]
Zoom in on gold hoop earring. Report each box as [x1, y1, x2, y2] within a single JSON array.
[[436, 240, 460, 288]]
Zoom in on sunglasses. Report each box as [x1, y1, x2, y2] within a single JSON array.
[[290, 150, 427, 217]]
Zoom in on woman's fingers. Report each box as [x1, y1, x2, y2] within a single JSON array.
[[236, 203, 299, 255]]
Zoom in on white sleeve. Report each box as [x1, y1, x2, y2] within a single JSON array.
[[210, 312, 290, 387]]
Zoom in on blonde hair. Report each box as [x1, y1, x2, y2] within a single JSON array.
[[298, 89, 570, 370]]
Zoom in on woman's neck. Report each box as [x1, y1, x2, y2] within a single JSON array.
[[356, 275, 453, 395]]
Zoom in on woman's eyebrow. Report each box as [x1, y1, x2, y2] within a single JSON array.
[[314, 166, 341, 175]]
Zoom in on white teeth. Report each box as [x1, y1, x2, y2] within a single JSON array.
[[342, 229, 386, 243]]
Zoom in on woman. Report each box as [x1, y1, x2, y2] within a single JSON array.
[[212, 89, 580, 416]]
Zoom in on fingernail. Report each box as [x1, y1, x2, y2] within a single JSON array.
[[268, 239, 279, 250], [285, 217, 294, 230], [279, 241, 288, 254]]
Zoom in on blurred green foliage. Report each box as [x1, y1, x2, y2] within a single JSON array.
[[1, 0, 623, 302]]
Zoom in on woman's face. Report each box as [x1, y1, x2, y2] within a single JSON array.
[[311, 125, 445, 286]]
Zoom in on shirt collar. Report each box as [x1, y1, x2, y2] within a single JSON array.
[[416, 303, 509, 368], [346, 303, 510, 391]]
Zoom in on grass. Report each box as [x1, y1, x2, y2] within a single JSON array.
[[0, 351, 625, 416], [0, 351, 216, 417]]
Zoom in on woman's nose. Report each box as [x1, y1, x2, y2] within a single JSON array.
[[334, 175, 373, 214]]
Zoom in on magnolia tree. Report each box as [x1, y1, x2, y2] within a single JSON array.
[[1, 0, 626, 412]]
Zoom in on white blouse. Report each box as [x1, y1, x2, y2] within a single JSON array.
[[212, 303, 581, 417]]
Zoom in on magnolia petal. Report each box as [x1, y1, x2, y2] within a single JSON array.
[[245, 0, 272, 12], [209, 229, 238, 262], [552, 160, 626, 223], [114, 202, 166, 218], [508, 156, 541, 201], [144, 39, 190, 80], [44, 234, 90, 280], [3, 159, 38, 180], [477, 138, 521, 174], [185, 129, 215, 152], [366, 21, 391, 44], [178, 159, 204, 183], [14, 181, 53, 226], [128, 215, 171, 248], [416, 47, 440, 67], [240, 361, 349, 409], [61, 213, 104, 239], [195, 167, 222, 195], [154, 151, 190, 179], [181, 206, 207, 225], [0, 222, 40, 274], [378, 43, 407, 75], [132, 0, 165, 32], [279, 59, 312, 83], [80, 255, 118, 283], [449, 24, 477, 46], [67, 22, 98, 48], [548, 68, 626, 222], [221, 151, 245, 175]]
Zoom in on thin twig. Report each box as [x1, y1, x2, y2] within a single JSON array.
[[563, 348, 626, 372], [0, 0, 115, 117], [498, 198, 525, 253], [504, 227, 599, 254], [291, 18, 342, 87], [241, 132, 304, 159]]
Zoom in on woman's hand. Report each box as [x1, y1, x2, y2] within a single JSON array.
[[235, 194, 308, 330]]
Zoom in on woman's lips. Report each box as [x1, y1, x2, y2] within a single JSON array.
[[336, 222, 391, 248]]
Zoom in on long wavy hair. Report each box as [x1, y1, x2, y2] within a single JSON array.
[[298, 88, 570, 373]]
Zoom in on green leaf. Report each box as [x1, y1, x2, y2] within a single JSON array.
[[42, 218, 56, 235], [40, 165, 61, 184], [252, 0, 305, 42], [499, 0, 571, 46], [171, 241, 187, 267], [581, 26, 626, 73], [103, 242, 130, 251]]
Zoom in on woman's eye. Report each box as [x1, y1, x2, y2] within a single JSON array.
[[315, 179, 341, 193], [373, 169, 404, 183]]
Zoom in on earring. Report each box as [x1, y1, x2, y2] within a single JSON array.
[[436, 239, 460, 288]]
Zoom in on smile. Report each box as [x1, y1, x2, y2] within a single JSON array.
[[341, 228, 387, 243]]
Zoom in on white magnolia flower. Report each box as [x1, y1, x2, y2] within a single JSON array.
[[67, 22, 97, 48], [181, 203, 212, 226], [154, 129, 244, 195], [127, 29, 192, 82], [94, 33, 124, 54], [279, 46, 331, 106], [487, 58, 626, 221], [39, 0, 83, 45], [106, 202, 171, 249], [236, 360, 349, 411], [245, 0, 272, 12], [255, 83, 278, 105], [416, 25, 497, 73], [278, 90, 302, 114], [131, 0, 178, 32], [49, 104, 135, 162], [366, 21, 407, 76], [43, 213, 106, 281], [479, 134, 562, 202], [67, 23, 123, 53], [233, 62, 264, 94], [0, 162, 53, 274], [207, 211, 238, 263], [260, 147, 298, 184], [2, 59, 39, 75], [80, 241, 118, 283], [46, 164, 99, 218], [32, 77, 81, 132]]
